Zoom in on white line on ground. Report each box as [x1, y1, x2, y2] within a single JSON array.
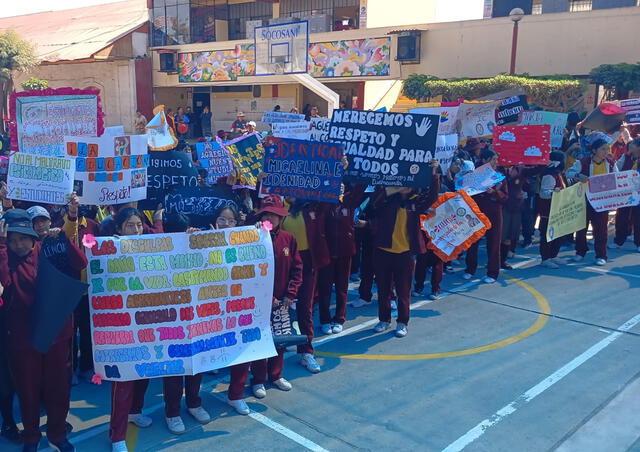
[[441, 312, 640, 452], [582, 266, 640, 279]]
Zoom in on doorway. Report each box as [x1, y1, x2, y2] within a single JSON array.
[[192, 91, 211, 137]]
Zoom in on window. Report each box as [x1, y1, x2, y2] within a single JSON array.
[[532, 0, 542, 14], [152, 0, 191, 45], [280, 0, 359, 32], [228, 1, 273, 40], [569, 0, 592, 12]]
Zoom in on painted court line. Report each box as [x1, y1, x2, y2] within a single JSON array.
[[582, 266, 640, 279], [441, 312, 640, 452]]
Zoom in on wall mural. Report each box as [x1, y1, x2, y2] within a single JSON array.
[[178, 44, 255, 82]]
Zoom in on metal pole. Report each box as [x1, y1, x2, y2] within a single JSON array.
[[509, 21, 519, 75]]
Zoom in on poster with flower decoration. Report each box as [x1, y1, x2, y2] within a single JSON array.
[[308, 38, 390, 78], [178, 45, 255, 82]]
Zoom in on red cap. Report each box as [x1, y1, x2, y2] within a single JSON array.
[[256, 194, 289, 217]]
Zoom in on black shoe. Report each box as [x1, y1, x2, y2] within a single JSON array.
[[65, 422, 73, 434], [22, 444, 38, 452], [501, 262, 514, 270], [1, 424, 22, 444], [48, 439, 75, 452]]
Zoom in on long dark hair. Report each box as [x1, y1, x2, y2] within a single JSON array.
[[114, 207, 143, 232], [480, 148, 497, 163], [590, 138, 609, 153]]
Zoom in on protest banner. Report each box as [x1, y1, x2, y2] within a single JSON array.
[[139, 151, 199, 211], [458, 101, 499, 140], [195, 141, 234, 183], [10, 87, 104, 156], [7, 152, 75, 205], [328, 109, 438, 188], [165, 185, 241, 228], [586, 171, 640, 212], [64, 135, 149, 205], [618, 98, 640, 112], [272, 121, 311, 139], [435, 133, 458, 174], [262, 136, 344, 202], [87, 227, 277, 381], [261, 111, 306, 124], [625, 110, 640, 124], [496, 95, 529, 126], [409, 104, 460, 135], [519, 111, 568, 149], [547, 182, 587, 241], [455, 163, 505, 196], [146, 105, 179, 151], [493, 125, 551, 166], [421, 191, 491, 262], [226, 133, 265, 189], [309, 117, 330, 141]]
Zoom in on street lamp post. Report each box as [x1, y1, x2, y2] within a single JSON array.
[[509, 8, 524, 75]]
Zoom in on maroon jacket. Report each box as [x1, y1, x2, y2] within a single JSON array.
[[578, 157, 615, 177], [0, 235, 88, 348], [324, 185, 367, 258], [271, 229, 303, 301], [473, 177, 508, 217]]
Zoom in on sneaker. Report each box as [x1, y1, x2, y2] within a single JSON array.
[[321, 323, 333, 335], [595, 258, 607, 266], [272, 378, 292, 391], [227, 398, 250, 415], [507, 251, 515, 259], [462, 272, 473, 280], [411, 289, 423, 297], [165, 416, 185, 435], [500, 262, 513, 270], [428, 292, 441, 300], [252, 384, 266, 399], [551, 257, 568, 265], [331, 323, 343, 334], [483, 277, 496, 284], [1, 424, 21, 444], [350, 298, 371, 308], [541, 259, 560, 269], [299, 354, 321, 373], [111, 441, 128, 452], [128, 413, 152, 428], [48, 439, 75, 452], [395, 323, 408, 338], [572, 255, 584, 262], [391, 300, 398, 310], [187, 406, 211, 424], [373, 321, 390, 333]]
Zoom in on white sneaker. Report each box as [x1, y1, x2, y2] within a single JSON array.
[[373, 321, 390, 333], [551, 257, 568, 265], [595, 258, 607, 266], [541, 259, 559, 269], [462, 272, 473, 280], [483, 276, 496, 284], [272, 378, 292, 391], [428, 292, 441, 300], [299, 353, 321, 373], [411, 289, 423, 297], [128, 413, 152, 428], [252, 384, 266, 399], [227, 398, 250, 415], [391, 300, 398, 310], [112, 441, 128, 452], [395, 323, 408, 338], [350, 298, 371, 308], [321, 323, 333, 335], [331, 323, 343, 334], [572, 255, 585, 262], [188, 406, 211, 424], [165, 416, 185, 435]]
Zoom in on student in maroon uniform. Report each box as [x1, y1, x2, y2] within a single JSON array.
[[227, 196, 303, 414], [500, 166, 526, 270], [0, 280, 21, 445], [0, 209, 87, 452], [463, 149, 508, 284], [537, 152, 568, 268], [612, 137, 640, 252]]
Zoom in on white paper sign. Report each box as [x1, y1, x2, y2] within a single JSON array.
[[272, 121, 311, 138], [586, 170, 640, 212], [435, 133, 458, 174], [410, 106, 460, 135], [309, 117, 330, 141], [458, 101, 499, 140], [261, 111, 306, 124], [7, 152, 75, 205]]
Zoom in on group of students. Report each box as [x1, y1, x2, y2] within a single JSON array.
[[1, 117, 640, 452]]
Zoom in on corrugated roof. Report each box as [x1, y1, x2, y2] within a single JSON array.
[[0, 0, 148, 63]]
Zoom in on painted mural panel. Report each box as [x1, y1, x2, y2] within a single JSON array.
[[308, 37, 391, 78], [178, 44, 255, 82]]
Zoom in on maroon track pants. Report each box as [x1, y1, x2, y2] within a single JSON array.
[[465, 209, 503, 279], [414, 250, 443, 294], [163, 375, 203, 417], [109, 379, 149, 442], [614, 206, 640, 247], [538, 215, 561, 261], [228, 350, 285, 400], [318, 256, 351, 325], [374, 249, 414, 325], [575, 205, 609, 259], [296, 250, 318, 355]]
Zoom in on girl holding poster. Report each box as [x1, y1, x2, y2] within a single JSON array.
[[537, 152, 567, 269]]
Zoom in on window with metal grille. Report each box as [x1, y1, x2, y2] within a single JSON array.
[[152, 0, 192, 46], [280, 0, 359, 31], [569, 0, 592, 12], [228, 1, 273, 40], [532, 0, 542, 14]]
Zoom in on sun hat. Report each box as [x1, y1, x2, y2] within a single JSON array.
[[255, 195, 289, 217], [3, 209, 40, 239]]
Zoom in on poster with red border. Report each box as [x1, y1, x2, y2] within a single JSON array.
[[493, 124, 551, 166]]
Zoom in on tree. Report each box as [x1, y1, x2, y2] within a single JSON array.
[[589, 63, 640, 100], [0, 29, 38, 134], [21, 77, 48, 91]]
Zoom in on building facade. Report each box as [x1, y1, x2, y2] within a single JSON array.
[[488, 0, 639, 17]]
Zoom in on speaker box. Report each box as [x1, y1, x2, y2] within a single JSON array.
[[396, 34, 420, 62], [159, 53, 176, 72]]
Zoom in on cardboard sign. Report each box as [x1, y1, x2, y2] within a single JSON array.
[[139, 151, 200, 211], [87, 227, 277, 381], [410, 105, 460, 135], [454, 163, 505, 196], [421, 191, 491, 262], [64, 135, 149, 205], [272, 121, 311, 139], [309, 117, 330, 141], [493, 125, 551, 166], [586, 171, 640, 212], [519, 111, 568, 149], [195, 141, 234, 183], [226, 133, 265, 189], [262, 137, 344, 202], [261, 111, 306, 124], [7, 152, 75, 205], [496, 95, 529, 126], [328, 109, 438, 188], [435, 134, 458, 174], [547, 182, 587, 241], [458, 101, 499, 140], [165, 185, 241, 228], [10, 88, 104, 156]]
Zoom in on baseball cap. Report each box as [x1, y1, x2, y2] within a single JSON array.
[[27, 206, 51, 221]]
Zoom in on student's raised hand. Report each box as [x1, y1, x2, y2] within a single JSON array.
[[0, 219, 7, 238], [68, 192, 80, 218], [186, 227, 200, 233], [46, 228, 62, 238]]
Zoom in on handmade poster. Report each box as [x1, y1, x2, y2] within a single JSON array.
[[454, 163, 505, 196], [309, 117, 330, 142], [146, 105, 179, 151], [409, 104, 460, 135], [10, 88, 104, 156], [328, 109, 438, 188], [262, 136, 344, 202], [435, 133, 458, 174], [226, 133, 265, 189], [496, 95, 529, 126], [618, 98, 640, 112], [261, 111, 306, 124], [586, 171, 640, 212], [272, 121, 311, 139], [64, 135, 149, 205], [458, 101, 499, 140], [165, 185, 241, 228], [519, 111, 568, 149], [7, 152, 75, 205], [195, 141, 234, 183], [139, 151, 199, 211], [547, 182, 587, 241], [87, 227, 277, 381], [420, 191, 491, 261], [625, 110, 640, 124], [493, 125, 551, 166]]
